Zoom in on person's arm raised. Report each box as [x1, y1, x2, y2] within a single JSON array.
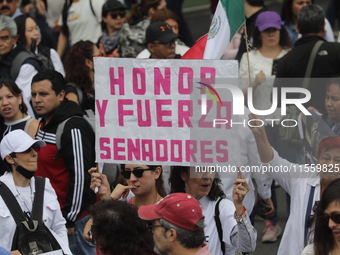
[[248, 113, 274, 163]]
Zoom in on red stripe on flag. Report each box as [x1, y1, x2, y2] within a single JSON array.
[[181, 34, 208, 59]]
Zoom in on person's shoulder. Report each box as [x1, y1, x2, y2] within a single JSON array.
[[323, 41, 340, 51], [301, 243, 315, 255], [62, 115, 92, 130], [136, 49, 151, 58], [0, 247, 10, 255], [38, 177, 54, 193], [202, 197, 234, 213], [219, 197, 234, 208], [175, 44, 189, 55]]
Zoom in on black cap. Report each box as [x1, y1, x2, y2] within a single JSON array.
[[102, 0, 126, 14], [146, 21, 178, 44]]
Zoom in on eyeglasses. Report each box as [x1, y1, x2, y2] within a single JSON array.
[[0, 35, 11, 43], [110, 11, 125, 19], [146, 222, 163, 231], [0, 0, 14, 3], [322, 212, 340, 224], [153, 39, 176, 48], [121, 168, 153, 179]]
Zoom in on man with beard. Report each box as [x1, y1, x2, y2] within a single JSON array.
[[138, 193, 211, 255]]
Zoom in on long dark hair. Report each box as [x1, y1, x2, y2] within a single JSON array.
[[0, 79, 28, 115], [90, 200, 154, 255], [314, 179, 340, 255], [14, 13, 54, 49], [121, 164, 167, 197], [128, 0, 162, 25], [252, 26, 292, 49], [14, 14, 31, 48], [169, 166, 225, 201], [151, 9, 180, 24], [281, 0, 315, 24], [65, 40, 94, 95]]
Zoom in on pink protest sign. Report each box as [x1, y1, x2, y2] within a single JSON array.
[[94, 58, 240, 166]]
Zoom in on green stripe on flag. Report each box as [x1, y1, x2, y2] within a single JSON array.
[[221, 0, 245, 40]]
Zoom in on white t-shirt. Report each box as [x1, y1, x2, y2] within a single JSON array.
[[239, 49, 289, 120], [50, 48, 65, 76], [45, 0, 64, 29], [199, 196, 256, 255], [200, 196, 236, 255], [301, 243, 333, 255], [59, 0, 104, 46]]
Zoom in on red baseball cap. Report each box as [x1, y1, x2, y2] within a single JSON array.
[[138, 193, 204, 231]]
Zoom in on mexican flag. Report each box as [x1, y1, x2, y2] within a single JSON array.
[[182, 0, 245, 60]]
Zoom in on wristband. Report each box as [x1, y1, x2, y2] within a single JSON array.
[[234, 206, 246, 223]]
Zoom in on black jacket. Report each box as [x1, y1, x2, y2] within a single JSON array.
[[0, 44, 41, 80], [274, 35, 340, 114], [35, 99, 96, 227]]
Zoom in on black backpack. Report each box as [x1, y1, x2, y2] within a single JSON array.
[[0, 177, 63, 255], [10, 50, 54, 80]]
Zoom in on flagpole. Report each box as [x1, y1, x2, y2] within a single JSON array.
[[243, 24, 251, 87]]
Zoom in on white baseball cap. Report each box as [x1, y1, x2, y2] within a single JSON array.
[[0, 130, 46, 159]]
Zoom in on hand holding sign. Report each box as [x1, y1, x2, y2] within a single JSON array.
[[89, 167, 111, 200]]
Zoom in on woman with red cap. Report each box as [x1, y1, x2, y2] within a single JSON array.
[[249, 115, 340, 255]]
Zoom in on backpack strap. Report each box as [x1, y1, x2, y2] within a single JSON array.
[[0, 181, 27, 225], [24, 118, 34, 134], [31, 177, 46, 221], [304, 186, 315, 246], [54, 116, 84, 159], [76, 87, 83, 105], [10, 51, 33, 80], [54, 117, 73, 159], [214, 197, 225, 255], [301, 40, 324, 94], [89, 0, 98, 21]]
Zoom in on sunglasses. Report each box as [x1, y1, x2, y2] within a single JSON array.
[[21, 144, 41, 154], [0, 0, 14, 3], [322, 212, 340, 224], [110, 11, 125, 19], [10, 144, 40, 158], [121, 168, 153, 179], [153, 39, 176, 48]]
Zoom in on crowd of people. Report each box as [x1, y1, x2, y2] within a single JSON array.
[[0, 0, 340, 254]]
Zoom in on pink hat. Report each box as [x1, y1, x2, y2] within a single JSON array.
[[138, 193, 204, 231], [255, 11, 282, 32]]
